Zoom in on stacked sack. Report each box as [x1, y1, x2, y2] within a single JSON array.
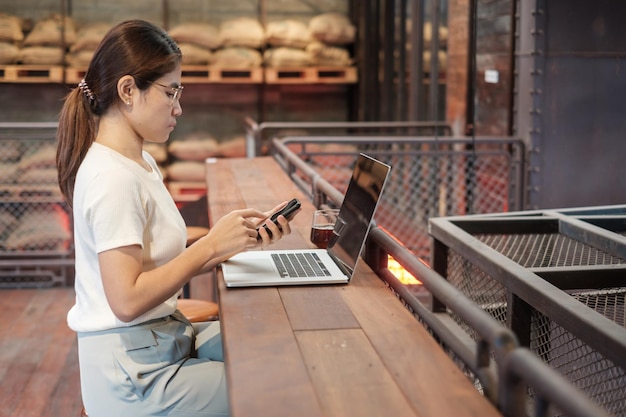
[[168, 17, 265, 68], [0, 13, 25, 64], [404, 21, 448, 74], [0, 141, 71, 252], [19, 13, 76, 65], [214, 17, 265, 68], [265, 12, 355, 68], [168, 22, 220, 65], [66, 22, 111, 68], [165, 132, 246, 184]]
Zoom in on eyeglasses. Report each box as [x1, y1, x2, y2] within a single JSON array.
[[148, 81, 184, 106]]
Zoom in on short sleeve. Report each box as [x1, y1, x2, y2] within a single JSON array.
[[83, 168, 149, 253]]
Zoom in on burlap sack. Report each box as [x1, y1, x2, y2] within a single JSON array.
[[5, 207, 71, 251], [0, 42, 19, 64], [17, 46, 64, 64], [143, 143, 168, 163], [169, 136, 220, 161], [17, 144, 57, 171], [266, 19, 311, 48], [0, 211, 18, 237], [179, 42, 213, 65], [166, 161, 206, 181], [70, 23, 111, 53], [218, 136, 246, 158], [421, 22, 449, 46], [264, 47, 310, 67], [66, 50, 94, 67], [24, 14, 76, 47], [0, 13, 24, 42], [0, 140, 21, 162], [0, 162, 19, 183], [309, 13, 355, 45], [218, 17, 265, 49], [212, 47, 262, 68], [169, 23, 221, 50], [17, 167, 58, 184], [423, 50, 447, 73], [306, 42, 352, 66]]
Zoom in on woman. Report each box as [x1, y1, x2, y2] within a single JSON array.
[[56, 20, 293, 417]]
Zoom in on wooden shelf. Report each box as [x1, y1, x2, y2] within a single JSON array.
[[0, 65, 64, 83], [265, 66, 357, 84], [182, 66, 264, 84], [2, 64, 357, 85]]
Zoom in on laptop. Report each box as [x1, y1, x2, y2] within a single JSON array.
[[221, 153, 391, 287]]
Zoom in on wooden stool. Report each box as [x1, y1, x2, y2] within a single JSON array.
[[177, 298, 220, 322]]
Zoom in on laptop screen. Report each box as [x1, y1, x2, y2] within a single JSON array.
[[327, 153, 391, 277]]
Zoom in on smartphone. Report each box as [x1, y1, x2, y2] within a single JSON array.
[[257, 198, 301, 239]]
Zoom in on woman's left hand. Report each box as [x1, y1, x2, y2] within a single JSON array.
[[255, 201, 298, 246]]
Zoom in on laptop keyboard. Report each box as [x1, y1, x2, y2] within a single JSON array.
[[271, 253, 332, 278]]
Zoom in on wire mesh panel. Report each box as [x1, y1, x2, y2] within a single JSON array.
[[429, 207, 626, 417], [277, 136, 524, 262], [0, 123, 73, 288]]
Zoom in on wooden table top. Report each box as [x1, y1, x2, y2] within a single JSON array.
[[205, 156, 501, 417]]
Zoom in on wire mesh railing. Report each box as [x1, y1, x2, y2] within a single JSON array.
[[272, 135, 525, 263], [0, 122, 73, 288]]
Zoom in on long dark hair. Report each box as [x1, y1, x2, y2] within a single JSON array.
[[56, 19, 182, 207]]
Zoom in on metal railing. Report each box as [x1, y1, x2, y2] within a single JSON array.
[[272, 134, 525, 263], [270, 141, 610, 417], [244, 117, 453, 157], [0, 122, 74, 288]]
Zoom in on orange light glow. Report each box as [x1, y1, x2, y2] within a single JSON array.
[[388, 255, 422, 285]]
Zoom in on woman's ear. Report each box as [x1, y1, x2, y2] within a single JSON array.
[[117, 75, 135, 106]]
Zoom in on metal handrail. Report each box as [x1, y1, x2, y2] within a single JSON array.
[[368, 226, 518, 406], [271, 134, 526, 214], [245, 116, 453, 157], [502, 348, 612, 417]]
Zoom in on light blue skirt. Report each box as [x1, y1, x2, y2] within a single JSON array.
[[77, 310, 229, 417]]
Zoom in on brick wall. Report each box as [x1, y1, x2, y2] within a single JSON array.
[[446, 0, 513, 136]]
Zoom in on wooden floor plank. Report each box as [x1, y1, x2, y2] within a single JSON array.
[[11, 290, 76, 417], [0, 288, 81, 417]]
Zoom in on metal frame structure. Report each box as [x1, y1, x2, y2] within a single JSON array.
[[429, 205, 626, 417], [270, 140, 611, 417]]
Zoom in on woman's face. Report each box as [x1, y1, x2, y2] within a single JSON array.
[[133, 66, 183, 144]]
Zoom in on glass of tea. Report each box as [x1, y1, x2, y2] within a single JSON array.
[[310, 209, 339, 249]]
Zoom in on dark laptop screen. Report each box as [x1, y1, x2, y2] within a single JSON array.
[[327, 153, 391, 276]]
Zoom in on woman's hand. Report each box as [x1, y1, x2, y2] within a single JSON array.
[[255, 201, 299, 246], [201, 208, 266, 259]]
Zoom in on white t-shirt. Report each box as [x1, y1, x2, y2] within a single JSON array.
[[67, 142, 187, 332]]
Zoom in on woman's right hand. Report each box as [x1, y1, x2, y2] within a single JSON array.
[[198, 208, 267, 261]]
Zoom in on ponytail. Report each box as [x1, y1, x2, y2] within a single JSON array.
[[56, 85, 96, 208]]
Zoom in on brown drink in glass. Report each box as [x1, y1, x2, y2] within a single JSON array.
[[310, 209, 339, 249]]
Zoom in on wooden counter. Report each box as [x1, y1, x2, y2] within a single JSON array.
[[205, 156, 501, 417]]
